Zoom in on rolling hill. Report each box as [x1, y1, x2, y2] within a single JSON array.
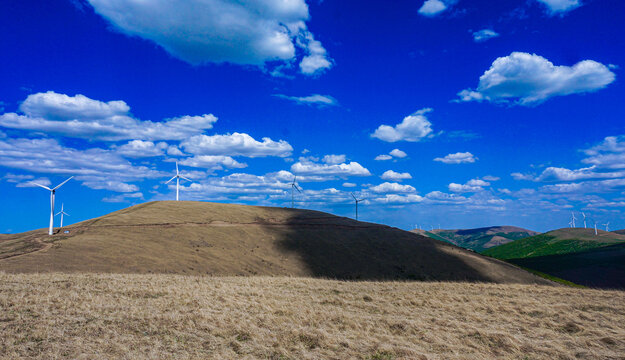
[[483, 228, 625, 289], [0, 201, 549, 284], [412, 226, 538, 252]]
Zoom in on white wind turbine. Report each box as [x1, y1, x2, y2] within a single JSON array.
[[290, 177, 301, 208], [350, 192, 365, 221], [165, 162, 191, 201], [582, 212, 587, 229], [603, 222, 610, 232], [571, 212, 577, 228], [55, 203, 69, 228], [32, 177, 73, 236], [594, 221, 598, 236]]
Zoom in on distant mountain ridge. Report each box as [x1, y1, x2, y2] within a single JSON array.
[[413, 226, 538, 252]]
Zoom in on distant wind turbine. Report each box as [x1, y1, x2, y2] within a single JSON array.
[[350, 193, 365, 220], [31, 176, 73, 235], [571, 212, 577, 228], [55, 203, 69, 228], [165, 162, 191, 201], [603, 222, 610, 232], [290, 177, 301, 208], [594, 222, 598, 236], [582, 212, 587, 229]]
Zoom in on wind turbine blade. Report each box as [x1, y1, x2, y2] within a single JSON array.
[[176, 161, 179, 175], [294, 185, 302, 193], [31, 183, 52, 191], [351, 193, 357, 201], [64, 212, 70, 216], [165, 175, 177, 184], [52, 176, 73, 190], [179, 176, 192, 182], [55, 211, 62, 216]]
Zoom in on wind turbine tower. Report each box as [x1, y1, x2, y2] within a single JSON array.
[[55, 203, 70, 228], [350, 193, 364, 220], [290, 177, 301, 208], [571, 212, 577, 228], [32, 176, 73, 236], [165, 162, 192, 201], [604, 222, 610, 232], [594, 222, 598, 236], [582, 212, 587, 229]]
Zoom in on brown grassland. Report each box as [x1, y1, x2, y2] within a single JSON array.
[[1, 272, 624, 360]]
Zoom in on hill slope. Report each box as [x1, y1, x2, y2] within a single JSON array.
[[482, 228, 625, 259], [413, 226, 538, 252], [0, 201, 548, 284]]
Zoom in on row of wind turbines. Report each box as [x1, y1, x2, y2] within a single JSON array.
[[32, 163, 369, 236], [568, 211, 610, 235]]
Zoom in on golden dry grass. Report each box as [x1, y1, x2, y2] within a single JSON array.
[[1, 272, 623, 359]]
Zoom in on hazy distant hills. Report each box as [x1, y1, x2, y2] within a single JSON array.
[[413, 226, 538, 252], [0, 201, 549, 284], [483, 228, 625, 289]]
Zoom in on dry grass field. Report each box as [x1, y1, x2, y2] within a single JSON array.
[[1, 273, 624, 360]]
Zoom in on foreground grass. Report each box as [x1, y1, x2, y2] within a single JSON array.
[[1, 273, 624, 359]]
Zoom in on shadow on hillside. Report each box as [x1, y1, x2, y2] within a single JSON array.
[[268, 210, 500, 282]]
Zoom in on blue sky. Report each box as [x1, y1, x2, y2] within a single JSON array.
[[1, 0, 625, 233]]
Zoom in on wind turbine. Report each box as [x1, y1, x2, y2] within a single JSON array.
[[603, 222, 610, 232], [350, 193, 364, 220], [55, 203, 69, 228], [582, 212, 587, 229], [165, 162, 191, 201], [594, 222, 598, 236], [571, 212, 577, 228], [32, 177, 73, 236], [290, 177, 301, 208]]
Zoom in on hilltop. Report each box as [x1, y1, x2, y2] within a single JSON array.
[[412, 226, 538, 252], [483, 228, 625, 289], [0, 201, 548, 284]]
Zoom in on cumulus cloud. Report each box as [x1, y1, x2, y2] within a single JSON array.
[[380, 170, 412, 181], [536, 0, 581, 15], [418, 0, 455, 17], [0, 138, 163, 192], [374, 154, 392, 161], [473, 29, 499, 42], [448, 179, 490, 193], [342, 182, 357, 188], [434, 152, 477, 164], [371, 108, 434, 142], [322, 154, 346, 165], [178, 155, 247, 170], [181, 132, 292, 158], [389, 149, 407, 158], [87, 0, 332, 76], [370, 194, 424, 204], [582, 136, 625, 169], [369, 182, 416, 194], [0, 92, 218, 141], [456, 52, 615, 105], [274, 94, 338, 107], [114, 140, 168, 158], [291, 160, 371, 177]]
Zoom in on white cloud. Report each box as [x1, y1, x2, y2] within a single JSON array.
[[369, 182, 416, 194], [371, 194, 424, 204], [536, 0, 581, 15], [342, 182, 357, 188], [114, 140, 168, 158], [0, 137, 163, 192], [582, 136, 625, 169], [371, 108, 434, 142], [87, 0, 332, 76], [102, 192, 144, 203], [274, 94, 338, 107], [374, 154, 392, 161], [291, 161, 371, 177], [511, 172, 534, 181], [181, 132, 292, 158], [380, 170, 412, 181], [434, 152, 477, 164], [178, 155, 247, 170], [482, 175, 500, 181], [473, 29, 499, 42], [448, 179, 490, 193], [322, 154, 346, 165], [456, 52, 616, 105], [16, 177, 52, 188], [418, 0, 452, 17], [389, 149, 407, 158], [0, 92, 218, 141]]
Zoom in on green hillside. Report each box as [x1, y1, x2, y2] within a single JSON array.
[[414, 226, 538, 252], [482, 228, 625, 260]]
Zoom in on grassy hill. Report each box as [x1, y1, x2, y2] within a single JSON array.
[[413, 226, 538, 252], [482, 228, 625, 259], [483, 228, 625, 289], [0, 201, 549, 284], [1, 273, 624, 359]]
